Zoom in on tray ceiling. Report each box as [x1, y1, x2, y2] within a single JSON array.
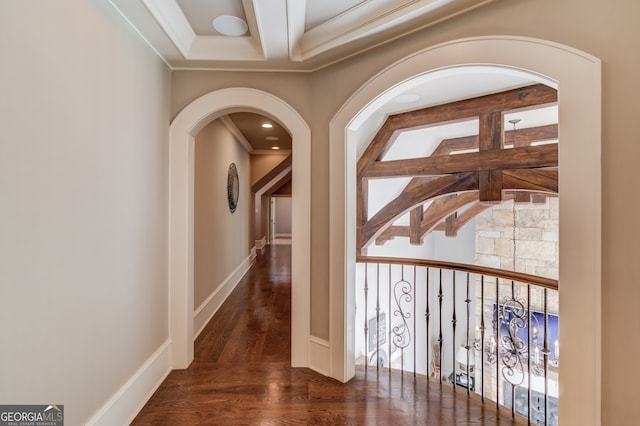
[[108, 0, 496, 71]]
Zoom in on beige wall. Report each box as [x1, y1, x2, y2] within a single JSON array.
[[249, 154, 289, 244], [274, 197, 292, 236], [1, 0, 634, 423], [250, 153, 289, 186], [172, 0, 640, 422], [194, 120, 251, 309], [0, 1, 171, 425]]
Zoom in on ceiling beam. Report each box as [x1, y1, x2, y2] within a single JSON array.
[[431, 124, 558, 156], [365, 144, 558, 179], [357, 84, 557, 178], [420, 193, 478, 236], [252, 0, 289, 60], [437, 202, 492, 234], [360, 172, 479, 249], [503, 169, 558, 193]]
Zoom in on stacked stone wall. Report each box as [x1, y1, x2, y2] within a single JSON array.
[[475, 197, 559, 280]]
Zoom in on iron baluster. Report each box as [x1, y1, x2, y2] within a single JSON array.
[[452, 270, 457, 392], [413, 266, 417, 377], [364, 263, 368, 372], [465, 272, 471, 395], [426, 267, 430, 381], [438, 269, 443, 384], [376, 263, 380, 372], [527, 284, 532, 426]]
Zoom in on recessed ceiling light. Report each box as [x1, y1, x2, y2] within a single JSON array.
[[394, 93, 420, 104], [261, 123, 273, 128], [271, 146, 280, 150], [212, 15, 248, 37], [266, 136, 279, 141]]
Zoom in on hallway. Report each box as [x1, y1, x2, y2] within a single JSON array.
[[132, 245, 523, 425]]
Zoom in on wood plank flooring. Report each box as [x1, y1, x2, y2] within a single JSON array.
[[132, 245, 524, 425]]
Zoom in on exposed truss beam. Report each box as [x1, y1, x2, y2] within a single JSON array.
[[360, 172, 478, 249], [365, 144, 558, 179], [357, 84, 558, 178]]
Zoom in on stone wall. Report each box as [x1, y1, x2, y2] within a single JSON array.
[[475, 197, 559, 280]]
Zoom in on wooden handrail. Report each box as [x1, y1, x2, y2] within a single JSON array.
[[356, 256, 558, 290]]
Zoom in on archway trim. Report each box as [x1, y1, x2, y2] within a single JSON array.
[[169, 87, 311, 370], [329, 36, 601, 425]]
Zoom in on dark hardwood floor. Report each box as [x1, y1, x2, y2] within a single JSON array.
[[132, 245, 524, 425]]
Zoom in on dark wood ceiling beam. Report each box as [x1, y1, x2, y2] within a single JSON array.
[[420, 192, 478, 236], [478, 111, 503, 202], [359, 172, 479, 249], [532, 193, 548, 204], [365, 144, 558, 179], [356, 117, 400, 178], [375, 226, 409, 245], [434, 202, 494, 233], [385, 123, 558, 224], [393, 84, 557, 130], [357, 179, 368, 227], [445, 213, 458, 237], [357, 84, 557, 178], [431, 124, 558, 156], [431, 135, 478, 156], [503, 169, 558, 193], [409, 207, 424, 245]]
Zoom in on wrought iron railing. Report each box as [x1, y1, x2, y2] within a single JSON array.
[[355, 256, 559, 426]]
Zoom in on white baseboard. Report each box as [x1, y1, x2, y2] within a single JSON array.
[[274, 233, 292, 238], [308, 336, 330, 377], [250, 246, 257, 260], [193, 254, 252, 339], [255, 237, 267, 250], [86, 339, 171, 425]]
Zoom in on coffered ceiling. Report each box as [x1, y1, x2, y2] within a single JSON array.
[[108, 0, 496, 71]]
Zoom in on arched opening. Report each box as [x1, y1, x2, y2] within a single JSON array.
[[329, 37, 601, 424], [169, 88, 311, 370]]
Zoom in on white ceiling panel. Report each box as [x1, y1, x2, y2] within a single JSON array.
[[108, 0, 498, 70], [304, 0, 365, 31], [176, 0, 247, 36]]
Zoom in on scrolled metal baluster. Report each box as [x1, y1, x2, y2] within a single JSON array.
[[392, 266, 413, 374], [499, 294, 527, 388]]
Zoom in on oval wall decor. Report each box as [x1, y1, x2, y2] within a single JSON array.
[[227, 163, 239, 213]]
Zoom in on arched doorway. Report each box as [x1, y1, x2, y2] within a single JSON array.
[[329, 37, 601, 424], [169, 88, 311, 370]]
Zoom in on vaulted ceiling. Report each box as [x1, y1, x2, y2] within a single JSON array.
[[108, 0, 496, 71]]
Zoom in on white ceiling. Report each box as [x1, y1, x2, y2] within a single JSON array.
[[108, 0, 496, 71]]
